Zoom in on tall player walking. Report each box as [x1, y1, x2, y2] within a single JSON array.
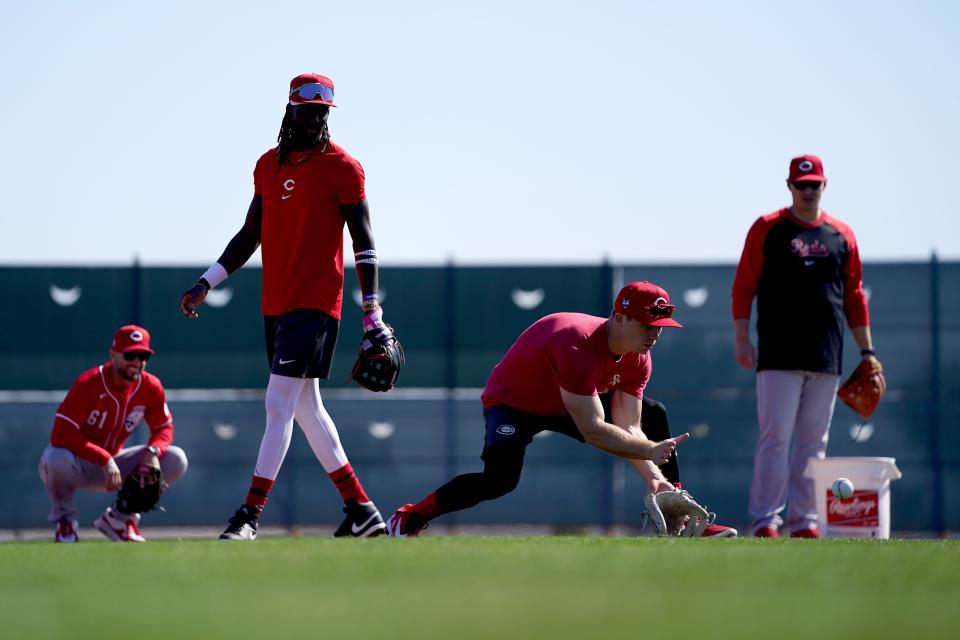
[[179, 73, 390, 540]]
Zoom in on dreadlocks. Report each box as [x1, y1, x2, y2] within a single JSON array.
[[276, 104, 329, 167]]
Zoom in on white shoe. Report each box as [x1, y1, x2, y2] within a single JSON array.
[[95, 508, 146, 542]]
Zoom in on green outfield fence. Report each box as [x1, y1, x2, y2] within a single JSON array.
[[0, 258, 956, 534]]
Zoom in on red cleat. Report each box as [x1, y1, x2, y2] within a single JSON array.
[[790, 527, 821, 539], [55, 518, 79, 543], [703, 523, 738, 538], [387, 504, 428, 538], [95, 508, 145, 542], [754, 526, 780, 538]]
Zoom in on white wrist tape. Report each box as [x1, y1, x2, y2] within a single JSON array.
[[201, 262, 229, 289], [354, 249, 378, 265]]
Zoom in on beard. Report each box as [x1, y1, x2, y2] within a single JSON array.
[[118, 366, 142, 382]]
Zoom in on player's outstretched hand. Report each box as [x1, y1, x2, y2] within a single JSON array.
[[179, 283, 208, 319], [648, 433, 689, 466]]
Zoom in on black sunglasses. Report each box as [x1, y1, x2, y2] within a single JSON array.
[[123, 351, 151, 362], [644, 304, 675, 318], [792, 181, 822, 191]]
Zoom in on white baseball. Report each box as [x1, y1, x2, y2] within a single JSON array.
[[832, 477, 855, 500]]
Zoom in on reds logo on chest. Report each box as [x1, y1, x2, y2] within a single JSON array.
[[124, 405, 146, 432], [597, 373, 622, 394], [280, 178, 295, 200]]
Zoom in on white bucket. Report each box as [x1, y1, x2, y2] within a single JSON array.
[[803, 457, 902, 539]]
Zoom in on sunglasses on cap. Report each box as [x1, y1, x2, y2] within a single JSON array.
[[289, 82, 334, 102], [643, 304, 675, 318], [122, 351, 151, 362], [792, 181, 822, 191]]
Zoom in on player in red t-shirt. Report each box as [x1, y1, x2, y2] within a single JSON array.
[[38, 325, 189, 542], [387, 282, 737, 538], [179, 73, 390, 540]]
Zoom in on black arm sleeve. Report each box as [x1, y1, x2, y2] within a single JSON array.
[[216, 195, 263, 274], [341, 200, 378, 299]]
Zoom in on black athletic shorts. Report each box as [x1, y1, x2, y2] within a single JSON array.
[[263, 308, 340, 379]]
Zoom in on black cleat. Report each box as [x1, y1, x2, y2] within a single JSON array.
[[334, 499, 387, 538], [219, 504, 259, 541]]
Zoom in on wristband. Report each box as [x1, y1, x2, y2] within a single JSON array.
[[860, 348, 876, 357], [200, 262, 229, 290]]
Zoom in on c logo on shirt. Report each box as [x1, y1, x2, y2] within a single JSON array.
[[496, 425, 516, 435], [283, 179, 295, 191]]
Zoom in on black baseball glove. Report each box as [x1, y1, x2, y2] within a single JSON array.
[[115, 465, 166, 514], [351, 323, 405, 392]]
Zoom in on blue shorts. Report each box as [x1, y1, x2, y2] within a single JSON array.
[[481, 404, 586, 461], [263, 308, 340, 379]]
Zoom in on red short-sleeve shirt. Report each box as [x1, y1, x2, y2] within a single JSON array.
[[481, 313, 651, 416], [254, 140, 366, 318]]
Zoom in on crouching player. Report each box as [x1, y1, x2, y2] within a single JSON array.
[[388, 282, 737, 538], [38, 325, 188, 542]]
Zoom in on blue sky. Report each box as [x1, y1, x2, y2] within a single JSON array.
[[2, 1, 957, 265]]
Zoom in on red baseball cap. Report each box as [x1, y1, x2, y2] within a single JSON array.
[[289, 73, 336, 107], [613, 282, 683, 328], [111, 325, 155, 354], [788, 154, 826, 183]]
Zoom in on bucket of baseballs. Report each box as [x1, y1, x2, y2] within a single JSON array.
[[803, 457, 902, 539]]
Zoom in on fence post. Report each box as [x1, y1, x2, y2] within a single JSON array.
[[131, 255, 142, 325], [599, 259, 619, 532], [444, 259, 459, 528], [930, 252, 944, 535]]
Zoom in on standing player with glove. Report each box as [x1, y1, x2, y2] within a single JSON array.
[[38, 325, 189, 542], [732, 154, 881, 538], [179, 73, 393, 540], [387, 282, 736, 538]]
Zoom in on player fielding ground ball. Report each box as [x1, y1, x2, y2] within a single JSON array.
[[387, 282, 736, 538], [732, 154, 881, 538], [38, 326, 189, 542], [180, 73, 398, 540]]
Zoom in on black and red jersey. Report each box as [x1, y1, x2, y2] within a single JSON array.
[[732, 208, 870, 374]]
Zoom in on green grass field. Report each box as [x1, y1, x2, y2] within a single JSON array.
[[3, 536, 958, 639]]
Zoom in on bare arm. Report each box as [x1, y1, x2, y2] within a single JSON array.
[[851, 326, 880, 367], [342, 200, 378, 308], [734, 318, 757, 369], [559, 388, 688, 464], [609, 390, 675, 493]]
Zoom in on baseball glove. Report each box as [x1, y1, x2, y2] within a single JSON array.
[[351, 324, 405, 392], [643, 488, 711, 537], [115, 465, 166, 514], [837, 359, 885, 419]]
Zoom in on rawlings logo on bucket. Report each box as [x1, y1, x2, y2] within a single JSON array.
[[826, 489, 879, 527]]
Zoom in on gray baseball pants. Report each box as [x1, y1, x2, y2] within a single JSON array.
[[39, 444, 188, 524], [748, 370, 839, 534]]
